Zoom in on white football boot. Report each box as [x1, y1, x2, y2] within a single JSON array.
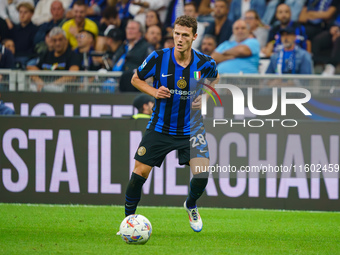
[[184, 201, 203, 232]]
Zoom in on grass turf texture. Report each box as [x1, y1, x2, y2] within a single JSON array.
[[0, 204, 339, 255]]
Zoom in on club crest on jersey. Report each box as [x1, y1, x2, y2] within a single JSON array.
[[194, 71, 201, 81], [177, 77, 187, 89], [137, 146, 146, 156]]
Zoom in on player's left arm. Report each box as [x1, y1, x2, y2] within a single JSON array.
[[192, 73, 220, 110]]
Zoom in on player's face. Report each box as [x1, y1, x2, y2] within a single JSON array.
[[276, 4, 291, 25], [173, 25, 197, 53]]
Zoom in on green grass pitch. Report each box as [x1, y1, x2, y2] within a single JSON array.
[[0, 203, 339, 255]]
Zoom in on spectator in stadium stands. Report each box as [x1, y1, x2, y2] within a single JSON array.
[[2, 38, 28, 69], [38, 30, 55, 56], [0, 100, 15, 114], [2, 39, 15, 56], [145, 25, 162, 50], [262, 0, 305, 26], [96, 7, 125, 52], [144, 10, 167, 38], [114, 20, 153, 92], [204, 0, 233, 46], [266, 27, 313, 75], [132, 94, 155, 119], [27, 27, 81, 92], [105, 27, 125, 56], [129, 0, 168, 28], [163, 33, 175, 48], [28, 29, 56, 67], [0, 18, 10, 41], [200, 34, 217, 56], [32, 0, 70, 26], [0, 43, 15, 69], [74, 30, 100, 71], [62, 0, 98, 49], [262, 4, 309, 57], [211, 19, 260, 74], [66, 0, 106, 22], [112, 20, 153, 72], [197, 0, 215, 23], [91, 27, 125, 70], [313, 24, 340, 75], [34, 0, 67, 47], [184, 2, 205, 50], [228, 0, 266, 23], [164, 0, 185, 33], [244, 10, 269, 49], [116, 0, 134, 25], [9, 2, 38, 68], [0, 0, 35, 29], [145, 10, 162, 30], [298, 0, 339, 41]]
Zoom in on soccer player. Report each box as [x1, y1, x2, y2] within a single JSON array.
[[124, 15, 219, 232]]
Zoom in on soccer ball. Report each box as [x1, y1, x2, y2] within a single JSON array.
[[119, 214, 152, 244]]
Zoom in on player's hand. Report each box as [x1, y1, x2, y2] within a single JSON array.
[[155, 86, 171, 99], [192, 95, 202, 110]]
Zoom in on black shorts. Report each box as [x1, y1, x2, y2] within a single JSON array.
[[134, 128, 209, 167]]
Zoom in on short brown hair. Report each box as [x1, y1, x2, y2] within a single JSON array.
[[174, 15, 197, 35], [17, 2, 34, 13]]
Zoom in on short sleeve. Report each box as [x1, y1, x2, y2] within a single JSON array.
[[137, 50, 159, 80], [208, 58, 218, 78]]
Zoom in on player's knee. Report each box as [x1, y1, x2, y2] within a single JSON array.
[[133, 162, 152, 179], [133, 169, 148, 179]]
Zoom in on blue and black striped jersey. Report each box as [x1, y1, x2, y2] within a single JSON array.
[[137, 47, 218, 136]]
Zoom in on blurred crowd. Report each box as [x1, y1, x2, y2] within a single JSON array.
[[0, 0, 340, 92]]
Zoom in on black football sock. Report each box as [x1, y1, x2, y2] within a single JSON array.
[[125, 172, 146, 217], [186, 172, 209, 208]]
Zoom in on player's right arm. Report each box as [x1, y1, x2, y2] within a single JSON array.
[[132, 50, 171, 99], [131, 72, 170, 99]]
